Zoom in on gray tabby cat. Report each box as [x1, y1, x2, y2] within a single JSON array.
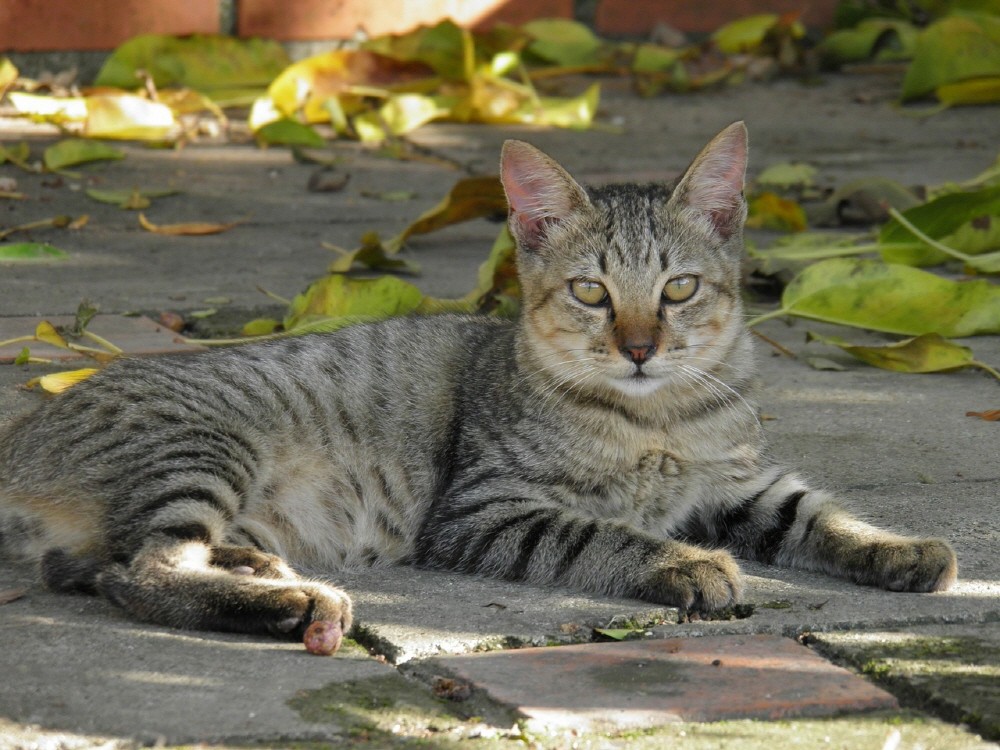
[[0, 123, 957, 640]]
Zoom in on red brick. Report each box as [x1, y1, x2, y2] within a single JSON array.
[[0, 315, 205, 364], [436, 635, 897, 730], [595, 0, 839, 35], [0, 0, 219, 52], [238, 0, 573, 41]]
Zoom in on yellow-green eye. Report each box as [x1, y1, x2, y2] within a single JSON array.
[[570, 279, 609, 306], [662, 275, 699, 303]]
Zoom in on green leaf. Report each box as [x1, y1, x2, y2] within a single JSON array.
[[241, 318, 280, 336], [325, 233, 421, 275], [13, 347, 31, 365], [631, 44, 683, 74], [818, 19, 918, 64], [593, 628, 641, 641], [773, 258, 1000, 336], [523, 19, 606, 66], [362, 20, 466, 79], [0, 242, 70, 262], [85, 187, 179, 207], [879, 184, 1000, 265], [254, 118, 326, 148], [95, 34, 290, 102], [936, 75, 1000, 106], [712, 14, 798, 54], [901, 13, 1000, 101], [755, 161, 818, 190], [284, 274, 424, 331], [43, 139, 124, 171], [806, 331, 991, 376]]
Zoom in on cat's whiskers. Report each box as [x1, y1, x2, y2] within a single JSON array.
[[676, 363, 761, 429]]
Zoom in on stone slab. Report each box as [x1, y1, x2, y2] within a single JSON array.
[[809, 623, 1000, 742], [429, 635, 897, 731]]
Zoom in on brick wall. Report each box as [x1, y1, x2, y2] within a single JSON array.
[[0, 0, 837, 52]]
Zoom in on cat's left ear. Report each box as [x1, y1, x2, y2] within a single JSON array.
[[669, 121, 748, 240], [500, 140, 590, 253]]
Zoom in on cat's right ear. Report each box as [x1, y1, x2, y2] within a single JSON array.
[[500, 140, 590, 252]]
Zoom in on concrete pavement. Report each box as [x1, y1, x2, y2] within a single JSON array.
[[1, 72, 998, 748]]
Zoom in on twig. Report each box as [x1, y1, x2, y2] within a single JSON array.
[[751, 328, 797, 358]]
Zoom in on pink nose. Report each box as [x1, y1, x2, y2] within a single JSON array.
[[621, 343, 656, 365]]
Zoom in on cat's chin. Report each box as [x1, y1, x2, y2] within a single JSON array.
[[606, 374, 666, 398]]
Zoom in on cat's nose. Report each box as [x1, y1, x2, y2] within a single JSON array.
[[621, 342, 657, 365]]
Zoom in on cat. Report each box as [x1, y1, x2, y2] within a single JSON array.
[[0, 122, 957, 641]]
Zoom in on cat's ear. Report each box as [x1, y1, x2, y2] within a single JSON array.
[[500, 140, 590, 252], [670, 121, 748, 239]]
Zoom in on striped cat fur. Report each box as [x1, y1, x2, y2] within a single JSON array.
[[0, 123, 957, 639]]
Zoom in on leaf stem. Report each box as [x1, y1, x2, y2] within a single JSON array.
[[886, 207, 971, 263], [82, 330, 123, 354], [969, 360, 1000, 383], [0, 335, 36, 349], [746, 308, 788, 327]]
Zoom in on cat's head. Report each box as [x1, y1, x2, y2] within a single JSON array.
[[500, 122, 751, 402]]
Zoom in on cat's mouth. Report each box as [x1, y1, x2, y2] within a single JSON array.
[[609, 370, 665, 397]]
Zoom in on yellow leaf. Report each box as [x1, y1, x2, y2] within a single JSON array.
[[28, 368, 99, 393], [34, 321, 70, 349], [747, 192, 807, 232], [9, 92, 88, 121], [936, 76, 1000, 107], [138, 213, 242, 236], [0, 57, 18, 96], [84, 95, 176, 141]]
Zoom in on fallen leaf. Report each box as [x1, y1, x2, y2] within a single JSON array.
[[27, 368, 99, 393], [324, 233, 421, 275], [755, 161, 818, 191], [386, 175, 507, 252], [0, 588, 28, 605], [284, 274, 425, 331], [805, 356, 847, 371], [242, 318, 280, 336], [138, 213, 242, 236], [83, 95, 176, 140], [818, 19, 918, 65], [523, 18, 607, 67], [0, 57, 17, 97], [807, 331, 998, 380], [712, 13, 804, 54], [763, 258, 1000, 337], [880, 184, 1000, 266], [86, 187, 179, 208], [966, 409, 1000, 421], [43, 139, 124, 172], [95, 34, 290, 104], [307, 168, 350, 193], [746, 192, 807, 232], [901, 13, 1000, 103], [254, 118, 326, 148], [0, 243, 69, 262]]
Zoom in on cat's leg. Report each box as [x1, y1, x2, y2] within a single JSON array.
[[95, 537, 352, 638], [416, 497, 743, 610], [687, 469, 957, 592]]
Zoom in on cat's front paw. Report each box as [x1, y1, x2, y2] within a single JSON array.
[[266, 581, 354, 639], [210, 545, 296, 579], [642, 546, 744, 611], [858, 537, 958, 593]]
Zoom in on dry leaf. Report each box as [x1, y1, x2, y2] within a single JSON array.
[[139, 213, 242, 236], [966, 409, 1000, 421], [27, 368, 99, 393], [0, 588, 28, 605]]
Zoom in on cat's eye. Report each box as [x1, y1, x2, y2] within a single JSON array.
[[570, 279, 609, 306], [662, 275, 699, 303]]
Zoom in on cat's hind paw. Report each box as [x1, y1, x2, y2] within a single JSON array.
[[266, 581, 354, 639], [642, 546, 744, 611]]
